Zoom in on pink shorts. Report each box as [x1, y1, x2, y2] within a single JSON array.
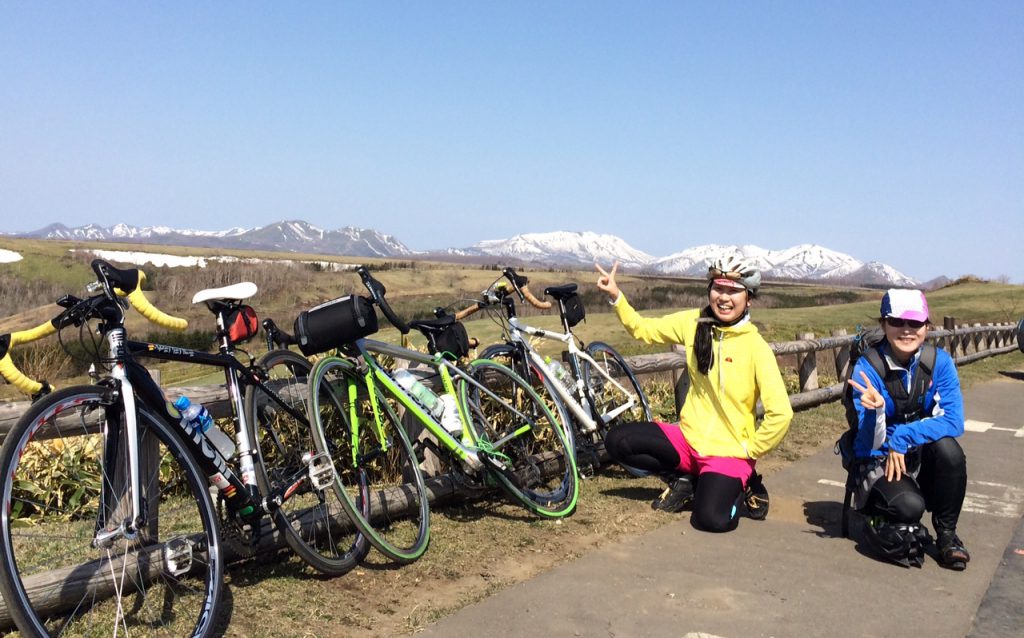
[[656, 421, 757, 487]]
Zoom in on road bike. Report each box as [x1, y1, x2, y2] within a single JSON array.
[[453, 268, 653, 476], [291, 266, 578, 564], [0, 260, 365, 638]]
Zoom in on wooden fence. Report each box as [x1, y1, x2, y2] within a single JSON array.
[[0, 318, 1020, 440], [621, 318, 1021, 416]]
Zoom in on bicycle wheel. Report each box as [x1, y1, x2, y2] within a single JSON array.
[[460, 360, 578, 518], [479, 343, 575, 459], [244, 349, 369, 575], [308, 357, 430, 564], [582, 341, 654, 477], [0, 385, 224, 637]]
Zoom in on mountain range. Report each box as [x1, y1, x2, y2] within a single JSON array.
[[7, 221, 919, 286]]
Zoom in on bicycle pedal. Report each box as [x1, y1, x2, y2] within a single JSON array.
[[163, 536, 193, 577], [578, 461, 597, 479], [305, 452, 335, 491]]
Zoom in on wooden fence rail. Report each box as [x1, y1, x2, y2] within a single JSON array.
[[0, 320, 1020, 438]]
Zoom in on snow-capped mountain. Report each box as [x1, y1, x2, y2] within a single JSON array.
[[840, 261, 918, 288], [459, 231, 654, 269], [459, 234, 917, 285], [9, 221, 919, 285], [15, 221, 411, 258], [650, 243, 868, 280]]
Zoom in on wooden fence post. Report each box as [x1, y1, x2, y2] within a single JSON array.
[[943, 317, 956, 354], [672, 344, 689, 415], [797, 332, 818, 391], [971, 323, 982, 355]]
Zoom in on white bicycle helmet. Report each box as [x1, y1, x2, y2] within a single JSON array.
[[708, 254, 761, 296]]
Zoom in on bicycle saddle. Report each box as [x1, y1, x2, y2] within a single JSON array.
[[192, 282, 258, 305], [543, 284, 578, 300], [409, 314, 456, 335]]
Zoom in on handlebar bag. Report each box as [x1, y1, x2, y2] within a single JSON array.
[[294, 295, 378, 356]]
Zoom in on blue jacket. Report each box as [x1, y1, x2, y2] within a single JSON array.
[[850, 343, 964, 457]]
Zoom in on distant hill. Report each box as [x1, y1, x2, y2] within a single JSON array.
[[9, 220, 920, 286], [14, 220, 411, 258]]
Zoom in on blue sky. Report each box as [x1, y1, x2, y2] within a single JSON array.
[[1, 2, 1021, 282]]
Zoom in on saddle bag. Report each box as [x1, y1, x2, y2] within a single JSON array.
[[224, 305, 259, 345], [561, 293, 586, 328], [426, 321, 470, 361]]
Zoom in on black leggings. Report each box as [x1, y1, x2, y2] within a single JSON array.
[[605, 422, 746, 533], [865, 437, 967, 534]]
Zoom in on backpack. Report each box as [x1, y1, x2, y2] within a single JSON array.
[[835, 327, 937, 536]]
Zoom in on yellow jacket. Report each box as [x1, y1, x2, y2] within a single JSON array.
[[613, 296, 792, 459]]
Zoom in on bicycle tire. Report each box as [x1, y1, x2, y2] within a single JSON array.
[[0, 385, 224, 637], [308, 357, 430, 563], [479, 343, 576, 460], [244, 349, 369, 575], [460, 359, 578, 518], [582, 341, 654, 477]]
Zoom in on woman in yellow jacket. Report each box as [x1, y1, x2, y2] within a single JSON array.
[[596, 255, 792, 532]]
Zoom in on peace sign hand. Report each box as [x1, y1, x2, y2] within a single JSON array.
[[847, 371, 886, 411], [595, 261, 621, 301]]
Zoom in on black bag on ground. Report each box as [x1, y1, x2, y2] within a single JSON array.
[[294, 295, 378, 356]]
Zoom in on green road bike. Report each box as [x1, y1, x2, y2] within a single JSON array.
[[286, 266, 578, 564]]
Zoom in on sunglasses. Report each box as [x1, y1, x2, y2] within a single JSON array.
[[708, 267, 746, 281], [884, 317, 927, 329]]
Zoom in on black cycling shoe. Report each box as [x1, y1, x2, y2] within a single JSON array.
[[936, 530, 970, 571], [743, 472, 769, 520], [651, 475, 695, 512]]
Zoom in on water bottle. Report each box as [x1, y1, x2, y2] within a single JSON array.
[[438, 393, 462, 434], [174, 396, 235, 460], [545, 356, 574, 393], [393, 369, 443, 419]]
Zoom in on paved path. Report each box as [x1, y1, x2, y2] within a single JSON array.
[[419, 373, 1024, 638]]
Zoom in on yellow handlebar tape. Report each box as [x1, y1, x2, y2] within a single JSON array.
[[0, 353, 45, 395], [126, 288, 188, 331], [10, 321, 57, 347]]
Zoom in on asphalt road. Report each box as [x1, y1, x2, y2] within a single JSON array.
[[418, 371, 1024, 638]]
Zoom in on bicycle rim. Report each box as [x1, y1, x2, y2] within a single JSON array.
[[0, 385, 223, 637], [480, 344, 575, 460], [583, 342, 654, 477], [245, 350, 369, 575], [461, 360, 578, 518], [309, 358, 430, 563]]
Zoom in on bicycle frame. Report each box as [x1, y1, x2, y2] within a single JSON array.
[[344, 337, 546, 472], [504, 316, 639, 434], [99, 329, 315, 541]]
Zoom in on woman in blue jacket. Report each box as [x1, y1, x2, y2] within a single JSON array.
[[847, 289, 969, 570]]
